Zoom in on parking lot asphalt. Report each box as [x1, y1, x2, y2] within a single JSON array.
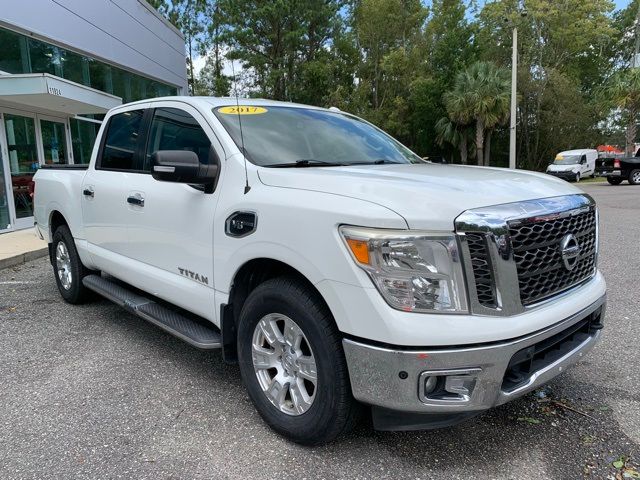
[[1, 183, 638, 480]]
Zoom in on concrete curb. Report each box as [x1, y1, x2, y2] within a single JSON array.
[[0, 247, 49, 270]]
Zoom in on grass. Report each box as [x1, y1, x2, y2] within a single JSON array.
[[579, 176, 608, 184]]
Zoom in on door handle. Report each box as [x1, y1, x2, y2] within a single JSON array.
[[83, 188, 94, 198], [127, 194, 145, 207]]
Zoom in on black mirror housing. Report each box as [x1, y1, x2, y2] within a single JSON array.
[[151, 150, 218, 193]]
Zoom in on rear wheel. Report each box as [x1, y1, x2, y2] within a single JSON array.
[[629, 169, 640, 185], [237, 276, 359, 445], [51, 225, 94, 304], [607, 176, 623, 185]]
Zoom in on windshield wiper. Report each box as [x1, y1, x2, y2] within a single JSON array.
[[354, 159, 404, 165], [262, 159, 348, 168]]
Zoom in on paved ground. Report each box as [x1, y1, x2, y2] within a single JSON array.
[[1, 183, 638, 480]]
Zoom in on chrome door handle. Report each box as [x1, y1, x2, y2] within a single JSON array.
[[83, 188, 94, 197], [127, 195, 145, 207]]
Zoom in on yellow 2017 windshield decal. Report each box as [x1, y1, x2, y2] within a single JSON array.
[[218, 106, 268, 115]]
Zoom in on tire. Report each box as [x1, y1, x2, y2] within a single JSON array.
[[574, 173, 580, 183], [51, 225, 94, 304], [629, 169, 640, 185], [607, 176, 623, 185], [237, 276, 359, 445]]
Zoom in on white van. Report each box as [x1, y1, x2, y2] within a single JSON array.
[[546, 149, 597, 182]]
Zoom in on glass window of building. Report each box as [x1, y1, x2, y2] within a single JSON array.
[[0, 26, 178, 103], [70, 119, 101, 164], [40, 119, 69, 165], [0, 28, 28, 74]]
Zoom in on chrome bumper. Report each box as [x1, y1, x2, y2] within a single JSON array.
[[343, 295, 605, 415]]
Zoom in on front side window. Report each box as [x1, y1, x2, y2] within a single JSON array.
[[145, 108, 212, 171], [99, 110, 144, 171], [212, 106, 422, 167]]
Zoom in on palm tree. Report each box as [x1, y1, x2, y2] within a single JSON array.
[[604, 69, 640, 156], [443, 61, 511, 166], [435, 117, 472, 164]]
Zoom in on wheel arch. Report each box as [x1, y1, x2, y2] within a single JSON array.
[[49, 210, 70, 238], [220, 257, 336, 364]]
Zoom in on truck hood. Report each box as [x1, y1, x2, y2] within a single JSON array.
[[257, 163, 582, 230]]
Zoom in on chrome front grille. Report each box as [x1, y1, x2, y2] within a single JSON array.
[[510, 210, 597, 305], [455, 194, 598, 316]]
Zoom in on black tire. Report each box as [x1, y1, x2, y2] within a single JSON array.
[[574, 173, 580, 183], [607, 176, 623, 185], [629, 169, 640, 185], [51, 225, 94, 304], [237, 276, 359, 445]]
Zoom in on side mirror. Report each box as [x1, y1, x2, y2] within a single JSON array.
[[151, 150, 218, 193]]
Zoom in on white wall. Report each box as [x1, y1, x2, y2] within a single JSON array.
[[0, 0, 187, 91]]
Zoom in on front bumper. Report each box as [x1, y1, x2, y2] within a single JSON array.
[[343, 294, 605, 429], [546, 170, 578, 180]]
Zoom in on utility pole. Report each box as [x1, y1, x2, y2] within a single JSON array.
[[633, 0, 640, 68], [509, 26, 517, 170]]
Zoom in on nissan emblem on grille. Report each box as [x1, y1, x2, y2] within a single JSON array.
[[559, 233, 581, 271]]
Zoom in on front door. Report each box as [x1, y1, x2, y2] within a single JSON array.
[[123, 102, 223, 319]]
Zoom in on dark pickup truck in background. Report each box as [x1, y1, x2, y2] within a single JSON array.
[[597, 149, 640, 185]]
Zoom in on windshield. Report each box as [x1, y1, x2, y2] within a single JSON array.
[[553, 154, 581, 165], [212, 105, 423, 166]]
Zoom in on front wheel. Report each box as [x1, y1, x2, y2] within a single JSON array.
[[629, 169, 640, 185], [574, 173, 580, 183], [607, 176, 623, 185], [237, 276, 359, 445], [51, 225, 94, 304]]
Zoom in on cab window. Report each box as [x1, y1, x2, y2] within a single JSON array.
[[144, 107, 213, 171], [99, 110, 144, 171]]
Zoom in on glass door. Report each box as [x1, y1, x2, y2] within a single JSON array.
[[0, 147, 12, 231], [39, 117, 70, 165], [3, 112, 39, 230]]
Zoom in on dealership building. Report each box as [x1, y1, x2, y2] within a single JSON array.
[[0, 0, 187, 233]]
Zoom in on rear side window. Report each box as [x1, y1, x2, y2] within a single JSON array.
[[99, 110, 144, 171], [145, 107, 212, 171]]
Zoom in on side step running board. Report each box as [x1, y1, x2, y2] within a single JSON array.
[[83, 274, 222, 349]]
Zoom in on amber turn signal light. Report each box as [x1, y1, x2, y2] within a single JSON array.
[[346, 238, 370, 265]]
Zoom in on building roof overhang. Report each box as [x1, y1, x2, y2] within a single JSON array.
[[0, 73, 121, 114]]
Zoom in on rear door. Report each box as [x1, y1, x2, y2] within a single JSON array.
[[82, 105, 149, 263], [586, 151, 597, 175], [122, 101, 225, 319]]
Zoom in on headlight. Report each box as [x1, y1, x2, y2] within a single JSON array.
[[340, 226, 468, 313]]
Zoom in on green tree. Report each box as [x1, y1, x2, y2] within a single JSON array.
[[443, 61, 511, 166], [218, 0, 345, 102], [478, 0, 616, 168], [435, 117, 473, 164], [410, 0, 476, 157], [148, 0, 207, 94], [604, 69, 640, 156]]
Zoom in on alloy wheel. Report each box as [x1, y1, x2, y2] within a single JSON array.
[[55, 241, 73, 290], [251, 313, 317, 416]]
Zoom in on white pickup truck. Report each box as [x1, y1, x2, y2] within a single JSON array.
[[33, 97, 606, 445]]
